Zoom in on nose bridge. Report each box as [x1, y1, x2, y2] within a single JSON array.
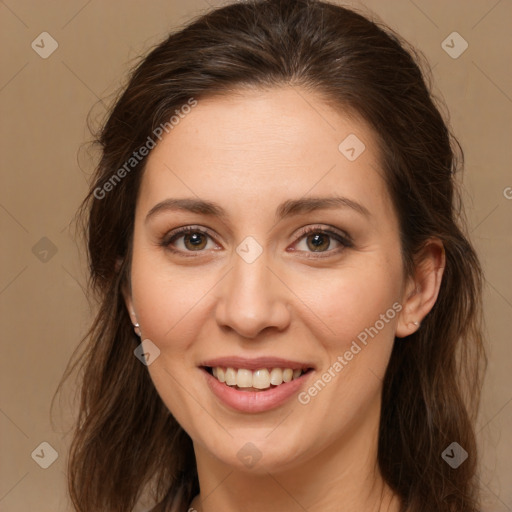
[[215, 242, 290, 338]]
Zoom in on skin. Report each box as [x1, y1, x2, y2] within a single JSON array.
[[123, 86, 445, 512]]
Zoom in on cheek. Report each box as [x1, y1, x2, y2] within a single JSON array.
[[130, 254, 212, 352], [293, 258, 402, 351], [290, 264, 402, 435], [129, 257, 212, 429]]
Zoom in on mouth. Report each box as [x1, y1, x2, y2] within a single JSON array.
[[198, 356, 316, 412], [201, 365, 314, 392]]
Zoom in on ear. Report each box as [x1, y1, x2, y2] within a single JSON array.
[[118, 256, 139, 329], [395, 238, 445, 338]]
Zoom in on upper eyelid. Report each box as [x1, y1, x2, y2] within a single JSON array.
[[294, 225, 352, 243]]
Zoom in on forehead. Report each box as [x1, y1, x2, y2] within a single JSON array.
[[138, 86, 394, 225]]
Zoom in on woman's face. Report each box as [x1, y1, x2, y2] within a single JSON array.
[[126, 86, 414, 473]]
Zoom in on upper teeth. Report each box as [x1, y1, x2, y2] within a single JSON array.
[[212, 367, 304, 389]]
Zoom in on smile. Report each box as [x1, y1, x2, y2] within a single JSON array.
[[199, 357, 315, 413], [205, 366, 311, 391]]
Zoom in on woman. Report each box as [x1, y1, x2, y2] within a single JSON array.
[[58, 0, 487, 510]]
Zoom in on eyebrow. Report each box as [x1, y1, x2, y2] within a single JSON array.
[[145, 195, 371, 224]]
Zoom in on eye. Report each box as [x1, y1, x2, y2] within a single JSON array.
[[162, 226, 219, 256], [290, 225, 353, 258], [161, 224, 353, 258]]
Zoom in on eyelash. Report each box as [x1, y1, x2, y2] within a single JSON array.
[[160, 225, 353, 259]]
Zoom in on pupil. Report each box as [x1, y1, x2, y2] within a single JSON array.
[[309, 233, 328, 251], [186, 233, 206, 249]]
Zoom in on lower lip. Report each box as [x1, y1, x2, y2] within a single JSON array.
[[202, 368, 313, 413]]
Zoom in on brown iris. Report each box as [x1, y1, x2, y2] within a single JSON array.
[[306, 232, 330, 252], [183, 232, 208, 251]]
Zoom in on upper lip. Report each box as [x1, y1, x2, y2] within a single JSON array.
[[200, 356, 315, 371]]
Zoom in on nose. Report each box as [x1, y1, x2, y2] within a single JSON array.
[[214, 249, 291, 339]]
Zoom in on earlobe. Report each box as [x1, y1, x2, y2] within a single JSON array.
[[121, 275, 141, 337], [126, 300, 142, 338], [395, 238, 445, 338], [132, 319, 141, 337]]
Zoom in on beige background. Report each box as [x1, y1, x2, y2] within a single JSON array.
[[1, 1, 511, 510]]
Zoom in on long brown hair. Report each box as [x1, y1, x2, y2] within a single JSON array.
[[54, 1, 487, 510]]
